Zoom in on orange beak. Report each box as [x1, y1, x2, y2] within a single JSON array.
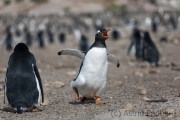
[[102, 29, 110, 38]]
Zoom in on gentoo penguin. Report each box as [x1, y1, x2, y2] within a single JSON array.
[[36, 30, 44, 48], [58, 29, 120, 104], [79, 34, 89, 51], [58, 32, 66, 44], [4, 25, 14, 51], [4, 43, 44, 113], [111, 29, 120, 40], [24, 27, 33, 47], [142, 31, 160, 66], [151, 17, 158, 33], [46, 24, 54, 44], [169, 16, 177, 30], [127, 28, 143, 59]]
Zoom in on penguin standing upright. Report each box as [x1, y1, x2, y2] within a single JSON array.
[[37, 30, 44, 48], [46, 24, 54, 44], [24, 27, 33, 47], [127, 28, 143, 59], [4, 25, 14, 51], [58, 32, 66, 44], [79, 34, 88, 51], [111, 29, 120, 40], [142, 31, 160, 66], [4, 43, 44, 113], [58, 29, 120, 104]]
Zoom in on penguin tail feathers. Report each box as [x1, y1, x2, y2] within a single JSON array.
[[13, 101, 27, 114], [16, 105, 23, 114]]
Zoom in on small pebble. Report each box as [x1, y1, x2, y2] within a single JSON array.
[[137, 88, 147, 95], [67, 71, 77, 76], [53, 81, 65, 88], [174, 77, 180, 81], [125, 103, 134, 110]]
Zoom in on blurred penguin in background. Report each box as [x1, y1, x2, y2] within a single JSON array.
[[79, 34, 89, 51], [111, 29, 120, 40], [4, 25, 14, 51], [24, 26, 33, 47], [127, 28, 143, 60], [169, 15, 177, 30], [151, 17, 158, 33], [36, 30, 44, 48], [58, 32, 66, 44], [46, 23, 54, 44], [142, 31, 160, 66]]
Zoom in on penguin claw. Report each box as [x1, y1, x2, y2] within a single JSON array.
[[95, 97, 106, 105]]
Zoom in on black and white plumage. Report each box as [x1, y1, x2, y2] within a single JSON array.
[[142, 31, 160, 66], [127, 28, 143, 59], [58, 29, 119, 104], [4, 43, 44, 114]]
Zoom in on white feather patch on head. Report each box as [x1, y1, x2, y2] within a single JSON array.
[[97, 30, 100, 33]]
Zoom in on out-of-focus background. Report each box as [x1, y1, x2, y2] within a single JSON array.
[[0, 0, 180, 14], [0, 0, 180, 120]]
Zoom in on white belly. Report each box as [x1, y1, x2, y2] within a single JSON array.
[[71, 47, 108, 97]]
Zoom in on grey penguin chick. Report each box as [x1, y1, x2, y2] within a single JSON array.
[[4, 43, 44, 114], [58, 29, 120, 104]]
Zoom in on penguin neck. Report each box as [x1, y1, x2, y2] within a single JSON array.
[[93, 38, 107, 48]]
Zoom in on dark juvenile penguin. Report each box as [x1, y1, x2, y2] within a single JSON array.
[[79, 34, 88, 51], [4, 43, 44, 114], [127, 28, 143, 59], [142, 31, 160, 66], [58, 32, 66, 44], [58, 29, 120, 104], [4, 26, 14, 51]]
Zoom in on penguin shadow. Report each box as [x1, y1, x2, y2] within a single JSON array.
[[69, 100, 95, 105], [1, 107, 43, 114]]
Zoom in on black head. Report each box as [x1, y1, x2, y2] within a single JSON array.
[[95, 29, 110, 41], [14, 43, 29, 52]]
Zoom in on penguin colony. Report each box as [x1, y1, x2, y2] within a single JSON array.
[[1, 11, 180, 114]]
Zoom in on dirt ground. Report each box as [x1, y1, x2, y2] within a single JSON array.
[[0, 25, 180, 120]]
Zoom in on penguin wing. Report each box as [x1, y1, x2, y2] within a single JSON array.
[[4, 68, 8, 104], [107, 54, 120, 68], [58, 49, 86, 59], [33, 64, 44, 103]]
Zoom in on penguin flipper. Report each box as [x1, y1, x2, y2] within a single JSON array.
[[33, 64, 44, 103], [4, 68, 8, 104], [58, 49, 85, 59], [107, 54, 120, 68]]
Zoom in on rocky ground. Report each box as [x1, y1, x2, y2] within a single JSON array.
[[0, 23, 180, 120]]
